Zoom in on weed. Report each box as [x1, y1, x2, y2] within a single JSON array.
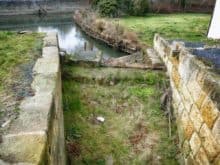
[[129, 86, 155, 98], [62, 65, 178, 164]]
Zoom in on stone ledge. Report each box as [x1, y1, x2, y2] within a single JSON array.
[[0, 32, 65, 164], [43, 32, 58, 47]]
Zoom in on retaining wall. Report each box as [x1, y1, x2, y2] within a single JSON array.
[[0, 32, 66, 164], [154, 34, 220, 164]]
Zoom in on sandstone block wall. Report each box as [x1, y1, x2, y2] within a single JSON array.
[[154, 34, 220, 164], [0, 32, 66, 164]]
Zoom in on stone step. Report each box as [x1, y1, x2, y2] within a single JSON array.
[[103, 52, 165, 70], [146, 48, 164, 68], [62, 65, 165, 86], [66, 50, 165, 70]]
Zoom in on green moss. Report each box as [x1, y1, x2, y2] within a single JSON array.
[[116, 13, 219, 46], [63, 65, 179, 164], [0, 31, 43, 92]]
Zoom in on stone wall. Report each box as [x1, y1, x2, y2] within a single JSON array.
[[0, 32, 66, 164], [154, 34, 220, 164]]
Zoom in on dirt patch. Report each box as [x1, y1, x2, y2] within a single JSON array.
[[66, 141, 81, 158]]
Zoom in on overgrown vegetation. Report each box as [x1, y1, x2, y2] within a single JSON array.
[[116, 13, 218, 46], [63, 65, 179, 164], [74, 10, 145, 52], [0, 31, 43, 129], [92, 0, 149, 17], [0, 31, 43, 92]]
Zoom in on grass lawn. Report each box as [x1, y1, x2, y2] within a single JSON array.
[[63, 64, 178, 164], [0, 31, 43, 92], [116, 13, 217, 46]]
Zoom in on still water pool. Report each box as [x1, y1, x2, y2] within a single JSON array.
[[0, 13, 125, 58]]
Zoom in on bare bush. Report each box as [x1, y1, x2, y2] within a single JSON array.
[[94, 19, 106, 32], [123, 31, 138, 44]]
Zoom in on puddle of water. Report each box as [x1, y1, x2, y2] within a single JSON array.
[[0, 14, 125, 59]]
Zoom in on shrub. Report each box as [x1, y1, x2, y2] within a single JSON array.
[[91, 0, 149, 17], [97, 0, 118, 17], [123, 31, 138, 43], [91, 0, 100, 8], [130, 0, 149, 16]]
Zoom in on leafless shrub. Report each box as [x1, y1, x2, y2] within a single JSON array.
[[94, 19, 106, 32], [123, 31, 138, 44]]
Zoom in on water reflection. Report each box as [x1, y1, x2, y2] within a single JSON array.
[[38, 26, 85, 54], [0, 14, 125, 58]]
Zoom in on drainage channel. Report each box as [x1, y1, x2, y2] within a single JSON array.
[[62, 61, 179, 164]]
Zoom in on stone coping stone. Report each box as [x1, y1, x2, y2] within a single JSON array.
[[0, 32, 60, 164]]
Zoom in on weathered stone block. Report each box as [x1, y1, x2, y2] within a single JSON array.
[[178, 55, 198, 85], [195, 91, 207, 110], [200, 124, 220, 160], [190, 132, 201, 155], [213, 155, 220, 165], [33, 58, 59, 76], [154, 34, 220, 164], [181, 111, 194, 140], [43, 32, 58, 47], [212, 117, 220, 145], [170, 56, 179, 67], [171, 66, 181, 88], [180, 84, 194, 113], [172, 88, 182, 109], [197, 71, 206, 86], [187, 80, 203, 103], [42, 46, 59, 59], [175, 102, 184, 120], [176, 118, 185, 146], [182, 140, 191, 158], [190, 105, 204, 132], [0, 131, 47, 164], [184, 153, 195, 165], [197, 71, 217, 95], [200, 97, 219, 128], [166, 60, 173, 75], [8, 93, 53, 133], [195, 147, 210, 165], [208, 80, 220, 110], [0, 32, 65, 164]]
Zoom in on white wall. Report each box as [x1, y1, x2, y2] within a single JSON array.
[[208, 0, 220, 39]]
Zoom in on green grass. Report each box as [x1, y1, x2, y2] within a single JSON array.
[[116, 13, 218, 46], [0, 31, 43, 92], [63, 65, 179, 164]]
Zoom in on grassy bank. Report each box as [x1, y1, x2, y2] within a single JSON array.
[[0, 31, 43, 126], [116, 13, 216, 46], [63, 64, 179, 164], [0, 31, 43, 92]]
